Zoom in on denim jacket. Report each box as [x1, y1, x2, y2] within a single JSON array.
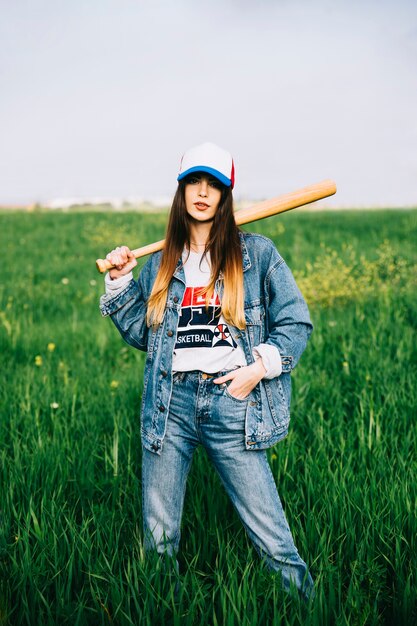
[[100, 232, 313, 454]]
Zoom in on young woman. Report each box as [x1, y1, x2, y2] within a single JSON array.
[[100, 142, 314, 600]]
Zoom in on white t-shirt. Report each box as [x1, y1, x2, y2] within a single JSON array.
[[172, 250, 247, 373]]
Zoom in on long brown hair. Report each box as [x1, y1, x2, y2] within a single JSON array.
[[146, 178, 246, 329]]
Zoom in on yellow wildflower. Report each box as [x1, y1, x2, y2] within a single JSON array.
[[110, 380, 119, 389], [47, 343, 56, 352], [35, 355, 43, 367]]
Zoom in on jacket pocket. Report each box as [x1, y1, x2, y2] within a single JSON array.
[[263, 377, 290, 430], [147, 326, 160, 359], [244, 303, 265, 348]]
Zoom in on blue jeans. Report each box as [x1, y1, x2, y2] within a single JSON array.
[[142, 370, 314, 600]]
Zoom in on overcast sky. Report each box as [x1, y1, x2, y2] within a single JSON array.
[[1, 0, 416, 206]]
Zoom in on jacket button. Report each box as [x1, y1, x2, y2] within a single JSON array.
[[249, 401, 257, 407], [161, 370, 167, 377], [173, 296, 179, 303], [159, 405, 165, 412], [151, 443, 159, 451], [167, 330, 173, 337]]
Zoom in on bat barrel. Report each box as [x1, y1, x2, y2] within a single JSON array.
[[234, 179, 337, 226]]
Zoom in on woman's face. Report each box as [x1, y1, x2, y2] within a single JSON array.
[[184, 173, 223, 223]]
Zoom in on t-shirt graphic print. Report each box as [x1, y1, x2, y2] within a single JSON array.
[[175, 287, 237, 350]]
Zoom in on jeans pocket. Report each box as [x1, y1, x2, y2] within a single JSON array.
[[172, 372, 186, 385], [223, 382, 250, 403]]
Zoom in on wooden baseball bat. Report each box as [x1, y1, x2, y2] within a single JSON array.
[[95, 179, 336, 273]]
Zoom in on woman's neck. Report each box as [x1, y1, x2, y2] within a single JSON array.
[[188, 221, 211, 252]]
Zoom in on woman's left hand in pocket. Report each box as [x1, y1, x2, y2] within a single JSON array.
[[213, 359, 266, 400]]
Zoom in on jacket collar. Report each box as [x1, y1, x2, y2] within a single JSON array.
[[239, 232, 251, 272], [173, 233, 251, 278]]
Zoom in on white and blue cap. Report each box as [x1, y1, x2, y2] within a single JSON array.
[[177, 142, 235, 189]]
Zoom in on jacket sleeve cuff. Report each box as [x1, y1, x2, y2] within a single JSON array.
[[252, 343, 282, 379], [104, 271, 133, 295], [99, 278, 138, 317]]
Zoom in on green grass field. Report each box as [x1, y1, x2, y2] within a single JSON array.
[[0, 208, 416, 625]]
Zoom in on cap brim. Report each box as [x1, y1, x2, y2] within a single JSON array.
[[177, 166, 232, 187]]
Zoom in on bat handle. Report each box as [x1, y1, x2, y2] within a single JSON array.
[[96, 258, 114, 273], [96, 238, 166, 273]]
